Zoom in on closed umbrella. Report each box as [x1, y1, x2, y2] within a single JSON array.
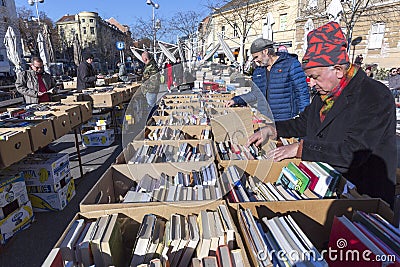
[[37, 32, 50, 73], [262, 12, 275, 41], [3, 26, 22, 74], [43, 24, 55, 63], [73, 35, 83, 66], [201, 43, 220, 63], [303, 18, 315, 52]]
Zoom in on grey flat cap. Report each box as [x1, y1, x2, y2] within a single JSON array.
[[250, 38, 274, 54]]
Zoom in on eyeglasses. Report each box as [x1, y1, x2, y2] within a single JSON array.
[[32, 65, 43, 69]]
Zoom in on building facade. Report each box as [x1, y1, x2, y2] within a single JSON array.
[[202, 0, 400, 70], [0, 0, 22, 76], [56, 11, 131, 72]]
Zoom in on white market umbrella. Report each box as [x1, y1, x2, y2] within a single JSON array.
[[3, 26, 23, 74], [303, 18, 315, 52], [158, 42, 176, 63], [201, 43, 220, 63], [217, 34, 235, 63], [262, 12, 275, 41], [37, 32, 50, 73], [130, 46, 144, 63]]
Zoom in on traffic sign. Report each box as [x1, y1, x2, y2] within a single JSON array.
[[116, 41, 125, 50]]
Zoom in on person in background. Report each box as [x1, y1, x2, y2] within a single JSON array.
[[388, 67, 400, 98], [247, 21, 396, 207], [141, 51, 160, 108], [365, 66, 374, 78], [278, 45, 288, 53], [15, 56, 56, 104], [354, 54, 363, 67], [77, 53, 97, 91], [226, 38, 310, 121], [164, 58, 174, 93], [173, 57, 184, 90], [117, 61, 128, 82]]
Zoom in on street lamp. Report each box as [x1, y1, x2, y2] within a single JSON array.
[[28, 0, 44, 26], [146, 0, 160, 60]]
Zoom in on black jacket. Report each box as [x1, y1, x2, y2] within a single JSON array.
[[77, 61, 97, 90], [276, 70, 397, 206]]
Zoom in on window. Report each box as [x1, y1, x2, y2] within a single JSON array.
[[90, 19, 94, 23], [307, 0, 317, 9], [1, 0, 6, 6], [233, 23, 239, 38], [368, 22, 385, 49], [82, 19, 85, 23], [221, 26, 225, 38], [279, 14, 287, 31], [90, 27, 95, 35], [83, 27, 87, 34]]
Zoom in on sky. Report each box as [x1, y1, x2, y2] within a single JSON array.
[[14, 0, 210, 26]]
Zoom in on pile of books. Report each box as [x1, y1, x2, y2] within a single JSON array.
[[129, 142, 213, 164], [328, 211, 400, 266], [122, 163, 221, 202], [238, 207, 327, 266], [222, 162, 342, 203], [81, 109, 115, 147], [215, 141, 275, 160], [145, 127, 212, 141], [130, 205, 241, 267]]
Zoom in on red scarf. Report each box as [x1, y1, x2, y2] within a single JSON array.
[[319, 64, 358, 122]]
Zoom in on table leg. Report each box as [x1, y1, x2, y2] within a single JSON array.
[[74, 128, 84, 179]]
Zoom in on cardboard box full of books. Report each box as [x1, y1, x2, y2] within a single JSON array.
[[91, 91, 123, 108], [33, 112, 71, 139], [141, 125, 212, 141], [52, 201, 251, 267], [50, 105, 82, 128], [80, 163, 221, 212], [0, 129, 32, 168], [0, 201, 34, 244], [29, 178, 75, 212], [227, 198, 393, 267], [82, 129, 115, 147], [10, 153, 70, 186]]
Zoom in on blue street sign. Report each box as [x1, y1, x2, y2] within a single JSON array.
[[116, 41, 125, 50]]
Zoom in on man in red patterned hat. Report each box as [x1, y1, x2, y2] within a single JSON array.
[[247, 21, 396, 206]]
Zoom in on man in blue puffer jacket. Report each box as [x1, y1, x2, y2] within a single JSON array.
[[226, 38, 310, 121]]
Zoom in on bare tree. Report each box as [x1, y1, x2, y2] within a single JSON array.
[[204, 0, 269, 67]]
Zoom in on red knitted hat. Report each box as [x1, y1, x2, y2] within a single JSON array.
[[302, 21, 349, 69]]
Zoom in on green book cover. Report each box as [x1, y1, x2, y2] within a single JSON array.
[[286, 162, 310, 194]]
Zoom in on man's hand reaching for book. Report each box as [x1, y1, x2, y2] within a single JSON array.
[[246, 125, 277, 147]]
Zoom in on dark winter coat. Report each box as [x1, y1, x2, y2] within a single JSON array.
[[276, 70, 397, 206], [77, 61, 97, 90]]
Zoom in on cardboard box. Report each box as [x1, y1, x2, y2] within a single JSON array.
[[0, 201, 34, 244], [228, 199, 394, 267], [56, 201, 251, 266], [71, 101, 92, 123], [33, 112, 71, 139], [26, 172, 72, 194], [91, 92, 123, 108], [62, 80, 77, 89], [82, 129, 115, 147], [29, 178, 75, 212], [0, 171, 27, 208], [84, 111, 112, 127], [114, 139, 215, 171], [80, 164, 219, 212], [50, 105, 82, 128], [0, 129, 32, 168], [0, 120, 55, 151], [11, 153, 70, 186], [0, 189, 29, 220]]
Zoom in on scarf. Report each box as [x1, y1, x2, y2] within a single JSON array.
[[319, 64, 358, 122]]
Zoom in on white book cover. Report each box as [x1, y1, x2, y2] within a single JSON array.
[[59, 219, 85, 262], [130, 214, 157, 266]]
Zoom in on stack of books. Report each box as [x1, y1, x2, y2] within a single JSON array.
[[328, 211, 400, 266], [0, 130, 22, 141], [238, 207, 327, 267], [57, 214, 126, 267], [215, 141, 275, 160], [130, 205, 242, 267], [122, 163, 221, 202], [129, 142, 213, 164]]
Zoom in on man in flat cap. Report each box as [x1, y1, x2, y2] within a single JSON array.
[[77, 53, 97, 91], [247, 21, 396, 206], [226, 37, 310, 121]]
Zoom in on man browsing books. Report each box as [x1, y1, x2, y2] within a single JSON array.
[[247, 21, 397, 207]]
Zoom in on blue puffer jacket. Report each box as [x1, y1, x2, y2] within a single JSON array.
[[234, 52, 310, 121]]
